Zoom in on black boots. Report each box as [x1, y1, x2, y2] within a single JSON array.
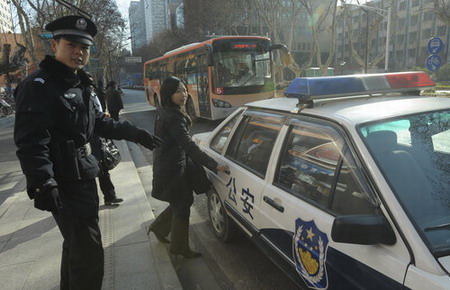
[[104, 190, 123, 205], [149, 207, 201, 259], [148, 206, 172, 243], [169, 217, 201, 259], [147, 227, 171, 243], [104, 197, 123, 205]]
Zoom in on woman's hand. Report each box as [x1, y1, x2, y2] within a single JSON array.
[[216, 165, 230, 174]]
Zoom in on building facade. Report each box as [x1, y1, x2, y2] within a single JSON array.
[[335, 0, 446, 73], [129, 0, 179, 52], [143, 0, 168, 42], [129, 1, 147, 54], [0, 0, 12, 33]]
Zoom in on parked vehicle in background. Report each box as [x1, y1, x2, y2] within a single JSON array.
[[143, 36, 289, 121], [193, 72, 450, 289]]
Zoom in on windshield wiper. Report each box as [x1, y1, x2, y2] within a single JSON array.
[[424, 223, 450, 232]]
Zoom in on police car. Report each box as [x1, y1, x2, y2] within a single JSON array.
[[193, 72, 450, 289]]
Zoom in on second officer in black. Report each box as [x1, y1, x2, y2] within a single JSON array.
[[14, 15, 162, 290]]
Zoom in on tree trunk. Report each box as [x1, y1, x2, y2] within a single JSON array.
[[11, 0, 39, 68]]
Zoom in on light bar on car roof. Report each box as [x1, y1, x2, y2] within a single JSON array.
[[284, 72, 435, 102]]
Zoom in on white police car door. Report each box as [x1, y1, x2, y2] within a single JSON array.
[[258, 117, 410, 289], [220, 109, 286, 232]]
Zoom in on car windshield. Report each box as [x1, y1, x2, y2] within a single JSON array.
[[359, 109, 450, 256]]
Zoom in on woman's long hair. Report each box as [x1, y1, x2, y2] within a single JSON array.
[[160, 76, 191, 124]]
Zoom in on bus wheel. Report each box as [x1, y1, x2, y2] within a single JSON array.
[[186, 97, 197, 122]]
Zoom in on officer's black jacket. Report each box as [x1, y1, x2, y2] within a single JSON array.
[[14, 55, 142, 197]]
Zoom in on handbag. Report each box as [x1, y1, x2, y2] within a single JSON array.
[[100, 137, 122, 171], [186, 156, 211, 194]]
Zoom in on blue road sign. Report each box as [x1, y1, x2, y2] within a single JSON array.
[[38, 33, 53, 39], [90, 44, 97, 54], [427, 37, 444, 54], [426, 54, 442, 72]]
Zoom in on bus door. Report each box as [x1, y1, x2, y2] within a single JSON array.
[[196, 53, 211, 119]]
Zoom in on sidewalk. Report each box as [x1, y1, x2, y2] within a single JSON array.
[[0, 122, 182, 289]]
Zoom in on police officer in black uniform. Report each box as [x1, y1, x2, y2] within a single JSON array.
[[14, 15, 162, 290]]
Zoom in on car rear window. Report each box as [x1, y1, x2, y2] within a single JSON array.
[[225, 110, 285, 178]]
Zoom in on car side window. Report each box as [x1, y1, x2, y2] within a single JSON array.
[[226, 110, 285, 178], [210, 110, 242, 154], [276, 119, 375, 215]]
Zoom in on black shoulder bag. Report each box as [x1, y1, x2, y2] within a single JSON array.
[[186, 157, 211, 194], [100, 137, 122, 171]]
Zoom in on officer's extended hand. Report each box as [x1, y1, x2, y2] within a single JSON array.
[[34, 187, 62, 213], [135, 129, 162, 150]]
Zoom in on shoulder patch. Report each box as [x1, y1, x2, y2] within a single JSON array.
[[33, 78, 46, 84]]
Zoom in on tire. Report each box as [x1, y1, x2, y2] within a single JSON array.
[[207, 188, 240, 242], [185, 97, 198, 122]]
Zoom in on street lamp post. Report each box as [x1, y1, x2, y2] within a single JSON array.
[[384, 6, 391, 72], [343, 4, 391, 72]]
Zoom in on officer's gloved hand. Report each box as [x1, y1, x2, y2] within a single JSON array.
[[135, 129, 162, 150], [34, 187, 62, 213]]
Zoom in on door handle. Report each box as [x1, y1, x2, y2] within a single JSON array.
[[263, 196, 284, 213], [218, 165, 230, 175]]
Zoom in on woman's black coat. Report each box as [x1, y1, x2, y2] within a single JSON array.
[[152, 107, 218, 202]]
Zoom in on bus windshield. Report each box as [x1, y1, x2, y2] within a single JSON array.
[[212, 39, 272, 90]]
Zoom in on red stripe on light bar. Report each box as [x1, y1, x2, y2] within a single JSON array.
[[385, 72, 435, 89]]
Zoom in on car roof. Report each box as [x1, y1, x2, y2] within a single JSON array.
[[246, 95, 450, 125]]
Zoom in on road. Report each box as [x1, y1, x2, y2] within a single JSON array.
[[120, 89, 301, 290]]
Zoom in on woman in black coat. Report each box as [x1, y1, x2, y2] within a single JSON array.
[[148, 76, 227, 258]]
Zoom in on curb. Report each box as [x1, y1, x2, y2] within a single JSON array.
[[110, 140, 182, 290]]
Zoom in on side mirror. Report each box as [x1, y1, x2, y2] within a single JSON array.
[[268, 43, 288, 52], [331, 214, 396, 245], [268, 43, 294, 67]]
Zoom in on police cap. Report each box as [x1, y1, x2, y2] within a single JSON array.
[[45, 15, 97, 46]]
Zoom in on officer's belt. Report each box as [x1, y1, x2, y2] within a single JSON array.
[[77, 143, 92, 158]]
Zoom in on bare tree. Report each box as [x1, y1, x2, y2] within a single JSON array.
[[340, 0, 394, 72], [10, 0, 127, 81], [184, 0, 245, 39], [298, 0, 338, 76], [247, 0, 302, 81], [134, 28, 191, 62], [433, 0, 450, 25], [10, 0, 39, 68]]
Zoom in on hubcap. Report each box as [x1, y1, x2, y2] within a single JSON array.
[[209, 193, 225, 234]]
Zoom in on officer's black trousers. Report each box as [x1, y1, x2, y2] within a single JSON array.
[[98, 167, 116, 201], [53, 179, 104, 290]]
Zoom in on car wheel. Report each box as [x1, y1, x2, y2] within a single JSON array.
[[207, 189, 239, 242], [186, 97, 198, 122]]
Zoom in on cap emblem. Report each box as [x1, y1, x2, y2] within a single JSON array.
[[64, 92, 76, 99], [75, 18, 87, 31]]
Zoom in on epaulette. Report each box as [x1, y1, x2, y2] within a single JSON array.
[[33, 77, 46, 84]]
